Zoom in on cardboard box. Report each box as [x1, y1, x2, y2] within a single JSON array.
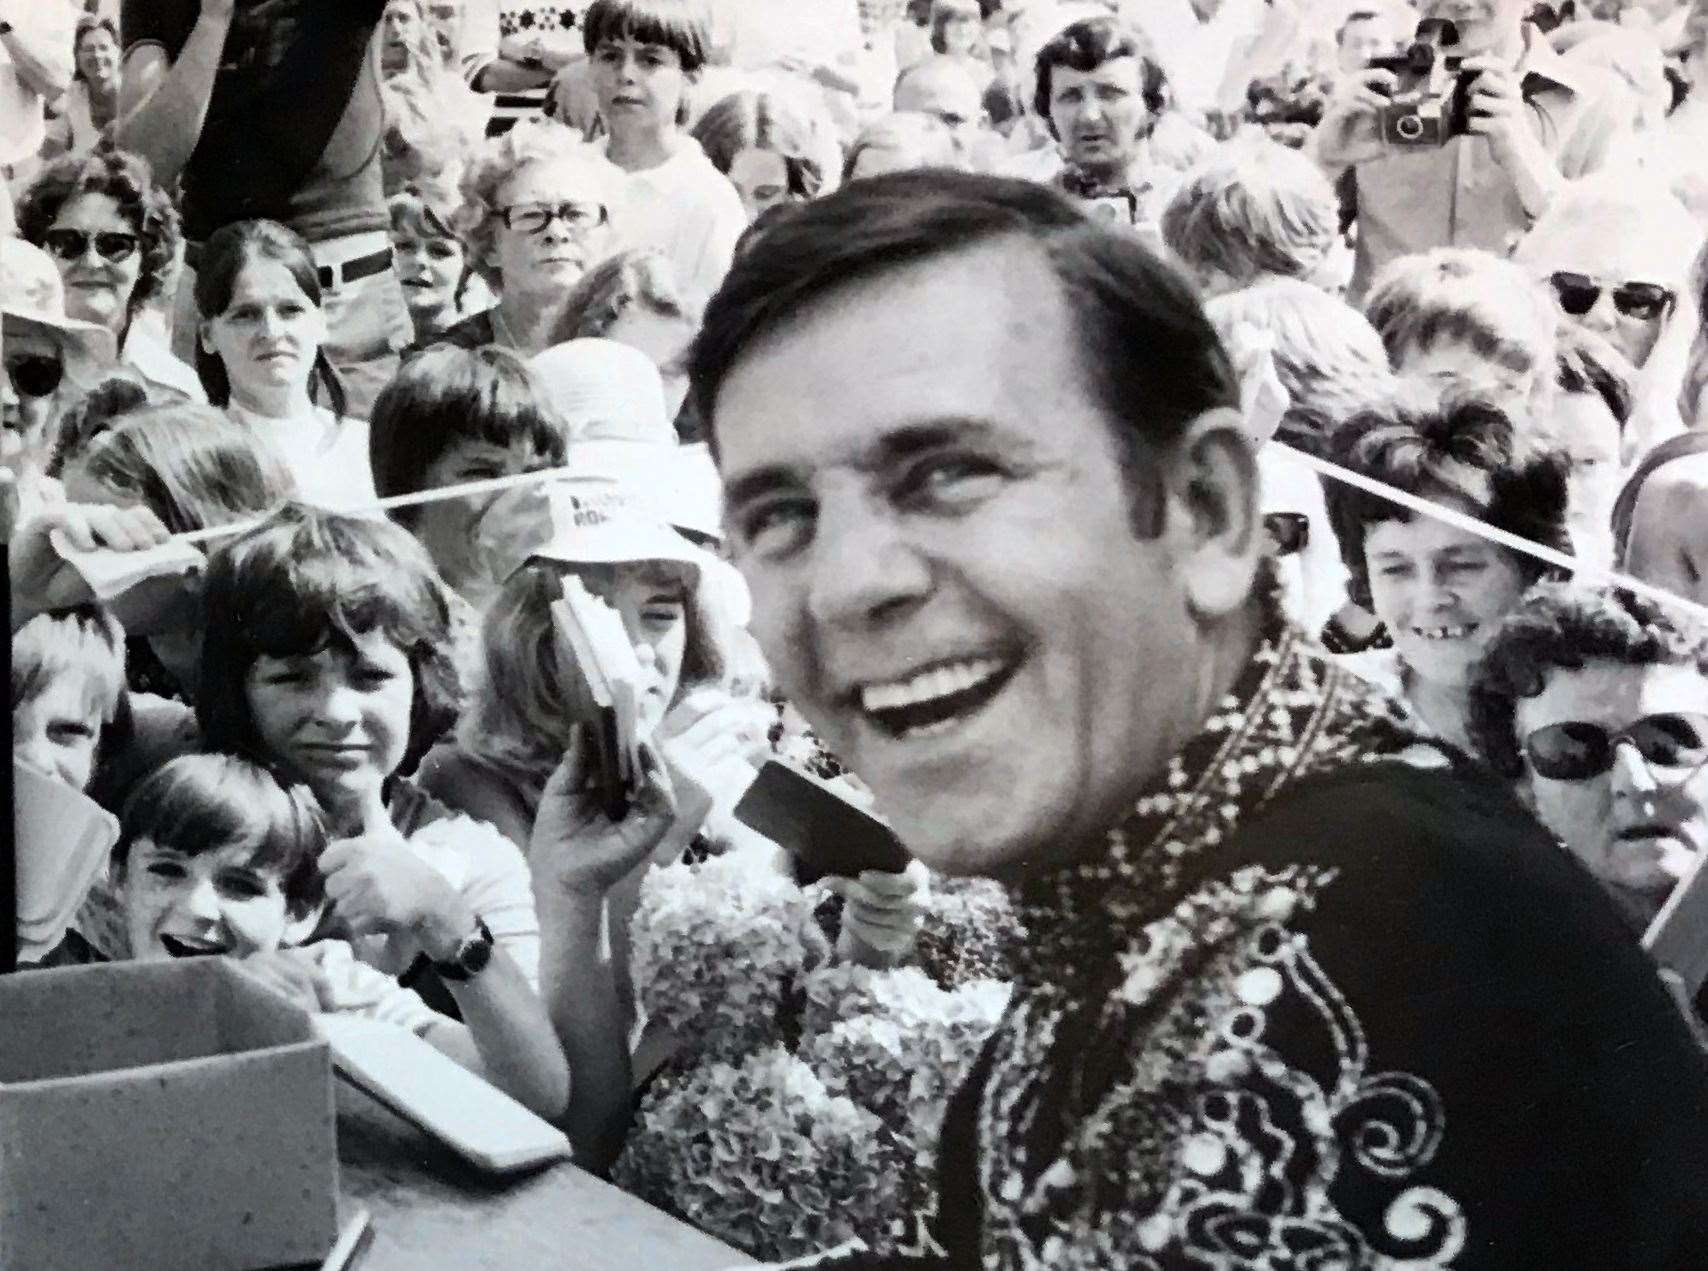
[[0, 958, 340, 1270]]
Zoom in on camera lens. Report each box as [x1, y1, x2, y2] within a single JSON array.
[[1395, 114, 1424, 140]]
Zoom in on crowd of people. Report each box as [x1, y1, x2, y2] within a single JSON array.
[[12, 0, 1708, 1264]]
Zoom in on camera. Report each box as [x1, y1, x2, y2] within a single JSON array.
[[1368, 18, 1475, 148]]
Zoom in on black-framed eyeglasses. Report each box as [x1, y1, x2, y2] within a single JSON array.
[[1524, 712, 1708, 782], [499, 201, 608, 235], [41, 227, 141, 264], [1547, 271, 1676, 322], [4, 355, 65, 399]]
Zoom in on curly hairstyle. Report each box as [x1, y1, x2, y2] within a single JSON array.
[[1323, 388, 1573, 610], [1363, 247, 1557, 380], [455, 121, 625, 289], [15, 148, 181, 318], [1467, 583, 1708, 779], [195, 504, 461, 777], [691, 90, 828, 202], [1032, 16, 1170, 134]]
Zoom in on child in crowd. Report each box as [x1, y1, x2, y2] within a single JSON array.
[[12, 605, 126, 793], [1160, 135, 1349, 298], [103, 753, 567, 1118], [1361, 247, 1559, 425], [195, 503, 544, 996]]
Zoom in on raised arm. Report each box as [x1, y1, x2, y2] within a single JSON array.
[[0, 1, 75, 102], [115, 0, 235, 190]]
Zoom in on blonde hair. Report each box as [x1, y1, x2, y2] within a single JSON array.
[[456, 121, 625, 288], [12, 606, 127, 732], [455, 561, 732, 798]]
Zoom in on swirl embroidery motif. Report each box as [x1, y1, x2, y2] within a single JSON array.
[[978, 870, 1467, 1270]]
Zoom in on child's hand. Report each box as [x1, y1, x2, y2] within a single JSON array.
[[828, 861, 929, 968], [10, 501, 171, 616], [233, 947, 335, 1013], [319, 833, 473, 960], [529, 732, 688, 899]]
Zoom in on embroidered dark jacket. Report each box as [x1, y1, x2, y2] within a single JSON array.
[[788, 627, 1708, 1269]]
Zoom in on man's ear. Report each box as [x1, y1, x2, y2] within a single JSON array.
[[1164, 406, 1262, 625]]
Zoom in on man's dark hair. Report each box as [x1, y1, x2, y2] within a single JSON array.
[[1031, 16, 1169, 130], [688, 169, 1237, 528]]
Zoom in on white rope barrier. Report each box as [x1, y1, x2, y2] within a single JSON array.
[[130, 436, 1708, 629]]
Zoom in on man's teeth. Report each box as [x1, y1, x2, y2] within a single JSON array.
[[1412, 623, 1477, 641], [860, 658, 1006, 714]]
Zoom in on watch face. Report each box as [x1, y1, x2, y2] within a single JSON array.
[[462, 933, 494, 976]]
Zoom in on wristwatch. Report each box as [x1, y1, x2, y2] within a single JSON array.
[[431, 916, 495, 982]]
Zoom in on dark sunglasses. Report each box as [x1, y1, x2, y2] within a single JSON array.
[[1264, 511, 1309, 557], [1524, 712, 1708, 782], [1547, 271, 1675, 322], [5, 354, 65, 399], [42, 227, 141, 264]]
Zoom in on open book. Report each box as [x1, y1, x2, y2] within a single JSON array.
[[550, 575, 646, 818]]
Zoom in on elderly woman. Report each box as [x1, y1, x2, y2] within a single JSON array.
[[1512, 180, 1704, 461], [690, 90, 835, 221], [15, 149, 203, 402], [437, 121, 626, 356], [1325, 389, 1572, 754], [1470, 583, 1708, 931]]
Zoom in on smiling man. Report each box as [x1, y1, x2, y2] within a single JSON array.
[[690, 170, 1708, 1267]]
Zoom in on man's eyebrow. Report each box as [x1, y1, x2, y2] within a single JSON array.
[[723, 418, 1020, 508]]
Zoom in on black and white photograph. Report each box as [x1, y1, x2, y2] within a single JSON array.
[[7, 0, 1708, 1265]]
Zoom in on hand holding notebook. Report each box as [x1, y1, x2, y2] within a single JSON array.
[[550, 574, 646, 818]]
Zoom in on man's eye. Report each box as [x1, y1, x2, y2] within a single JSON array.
[[1376, 564, 1411, 579], [897, 455, 1004, 508], [146, 860, 187, 880], [738, 499, 815, 557]]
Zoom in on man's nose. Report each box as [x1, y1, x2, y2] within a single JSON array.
[[1079, 97, 1105, 124], [805, 494, 931, 631]]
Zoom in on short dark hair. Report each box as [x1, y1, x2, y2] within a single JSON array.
[[688, 169, 1237, 522], [16, 148, 181, 315], [1468, 583, 1708, 779], [369, 345, 569, 517], [193, 220, 347, 419], [1323, 389, 1572, 609], [196, 504, 461, 774], [1032, 16, 1168, 130], [581, 0, 710, 74], [114, 754, 329, 920]]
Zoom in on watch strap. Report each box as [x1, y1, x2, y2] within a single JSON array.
[[431, 917, 494, 982]]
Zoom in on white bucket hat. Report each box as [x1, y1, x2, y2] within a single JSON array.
[[2, 238, 118, 385]]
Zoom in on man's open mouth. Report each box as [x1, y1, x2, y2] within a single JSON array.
[[1411, 623, 1477, 641], [856, 655, 1019, 740], [160, 933, 227, 958]]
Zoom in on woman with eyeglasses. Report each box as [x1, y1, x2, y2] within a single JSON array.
[[1470, 583, 1708, 932], [1512, 181, 1704, 460], [1324, 387, 1573, 756], [15, 148, 204, 405], [431, 122, 625, 357]]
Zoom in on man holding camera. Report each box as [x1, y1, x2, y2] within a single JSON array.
[[1313, 0, 1627, 296]]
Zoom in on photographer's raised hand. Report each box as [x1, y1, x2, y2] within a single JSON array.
[[1311, 68, 1397, 170], [1461, 56, 1559, 216]]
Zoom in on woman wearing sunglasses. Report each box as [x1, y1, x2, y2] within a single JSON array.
[[1470, 583, 1708, 929], [15, 149, 205, 405], [1512, 182, 1703, 462]]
